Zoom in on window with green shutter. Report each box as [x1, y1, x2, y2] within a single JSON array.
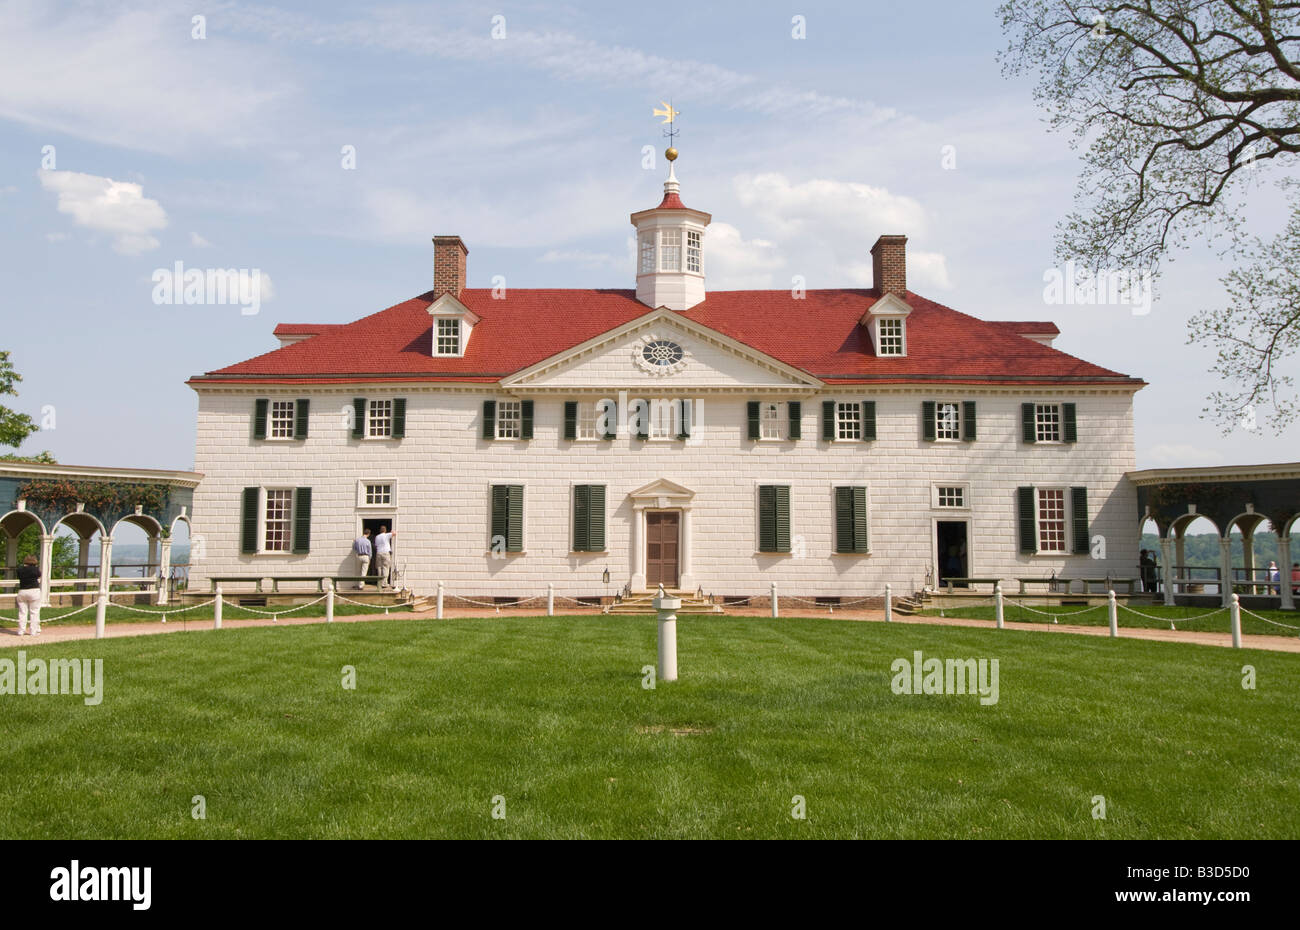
[[240, 487, 259, 554], [573, 485, 606, 551], [1063, 402, 1078, 443], [491, 484, 524, 552], [835, 486, 869, 553], [564, 401, 578, 440], [922, 401, 936, 441], [252, 399, 269, 440], [758, 485, 791, 553], [520, 400, 534, 440], [292, 487, 312, 554], [352, 398, 367, 439], [1070, 486, 1089, 554], [1021, 403, 1036, 443], [747, 401, 761, 440], [861, 401, 876, 441], [392, 398, 406, 438], [962, 401, 976, 441], [677, 399, 692, 439], [822, 400, 836, 441], [482, 400, 496, 439], [788, 401, 802, 440], [294, 399, 310, 440], [1017, 486, 1037, 553]]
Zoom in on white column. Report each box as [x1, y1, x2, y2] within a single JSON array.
[[678, 507, 694, 592], [1219, 536, 1233, 608], [77, 534, 89, 579], [1241, 526, 1256, 595], [39, 533, 53, 607], [147, 534, 158, 579], [98, 536, 114, 596], [1159, 537, 1175, 606], [4, 532, 16, 574], [1279, 536, 1295, 611], [157, 538, 173, 606], [630, 506, 646, 592]]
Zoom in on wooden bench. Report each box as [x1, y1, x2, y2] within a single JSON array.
[[269, 576, 330, 593], [1016, 577, 1077, 594], [1078, 577, 1137, 595], [210, 576, 263, 593], [943, 577, 1004, 592]]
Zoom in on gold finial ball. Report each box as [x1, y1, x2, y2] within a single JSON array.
[[665, 147, 678, 161]]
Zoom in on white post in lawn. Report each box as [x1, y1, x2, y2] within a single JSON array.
[[994, 581, 1004, 629], [547, 583, 554, 617], [884, 584, 893, 623], [95, 593, 107, 639], [214, 584, 223, 630], [436, 581, 444, 620], [1108, 589, 1118, 638], [770, 581, 778, 618], [1230, 593, 1242, 649], [654, 583, 680, 682], [325, 580, 335, 623]]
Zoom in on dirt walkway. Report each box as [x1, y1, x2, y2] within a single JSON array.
[[1, 605, 1297, 652]]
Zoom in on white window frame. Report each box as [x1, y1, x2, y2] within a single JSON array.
[[1036, 487, 1068, 554], [932, 483, 969, 510], [434, 317, 462, 356], [876, 317, 906, 356], [356, 479, 399, 509], [647, 398, 677, 440], [686, 229, 702, 273], [660, 229, 682, 271], [760, 402, 786, 440], [835, 401, 862, 441], [934, 401, 962, 442], [366, 399, 394, 438], [261, 487, 294, 554], [639, 232, 656, 275], [268, 400, 296, 440], [576, 401, 602, 441], [496, 400, 523, 440], [1035, 403, 1063, 444]]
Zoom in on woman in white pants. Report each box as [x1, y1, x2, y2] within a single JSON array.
[[15, 554, 42, 636]]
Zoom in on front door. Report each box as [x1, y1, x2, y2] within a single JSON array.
[[646, 511, 680, 589], [936, 520, 969, 588]]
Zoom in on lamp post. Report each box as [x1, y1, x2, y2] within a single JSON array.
[[602, 566, 610, 605]]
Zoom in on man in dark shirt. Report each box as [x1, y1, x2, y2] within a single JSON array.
[[15, 554, 41, 636]]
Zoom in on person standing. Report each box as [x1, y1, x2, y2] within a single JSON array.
[[352, 529, 373, 590], [1139, 549, 1157, 593], [373, 526, 395, 589], [15, 554, 42, 636], [1266, 560, 1280, 596], [1292, 562, 1300, 597]]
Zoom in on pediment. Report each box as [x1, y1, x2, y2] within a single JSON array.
[[628, 478, 695, 504]]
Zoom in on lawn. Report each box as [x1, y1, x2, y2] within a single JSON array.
[[0, 600, 412, 627], [919, 601, 1300, 637], [0, 615, 1296, 839]]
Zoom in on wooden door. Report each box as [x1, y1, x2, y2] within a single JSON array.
[[646, 511, 680, 588]]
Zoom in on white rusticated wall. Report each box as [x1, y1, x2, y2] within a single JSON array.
[[190, 384, 1140, 598]]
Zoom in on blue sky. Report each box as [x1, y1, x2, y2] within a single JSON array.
[[0, 0, 1294, 472]]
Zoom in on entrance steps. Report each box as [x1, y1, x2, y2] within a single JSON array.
[[603, 591, 724, 615], [892, 590, 932, 616]]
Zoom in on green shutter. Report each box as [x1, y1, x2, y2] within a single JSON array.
[[835, 487, 868, 553], [922, 401, 936, 441], [822, 400, 836, 441], [506, 485, 523, 552], [573, 485, 590, 551], [862, 401, 876, 441], [491, 485, 509, 547], [1071, 486, 1089, 554], [392, 398, 406, 438], [564, 401, 578, 440], [253, 399, 268, 440], [603, 399, 617, 440], [482, 400, 496, 439], [962, 401, 977, 441], [520, 400, 534, 439], [678, 400, 692, 439], [1022, 403, 1036, 443], [747, 401, 761, 440], [788, 401, 801, 440], [588, 485, 606, 550], [352, 398, 366, 439], [1017, 486, 1037, 553], [293, 399, 309, 440], [775, 486, 790, 552], [759, 486, 776, 552], [1063, 403, 1078, 443], [240, 488, 259, 554], [292, 487, 312, 554], [635, 400, 649, 440]]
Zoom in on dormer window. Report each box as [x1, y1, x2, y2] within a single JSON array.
[[877, 318, 905, 356], [436, 318, 461, 356]]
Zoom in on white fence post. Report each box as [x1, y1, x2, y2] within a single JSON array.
[[654, 585, 680, 682], [770, 581, 779, 619], [1108, 589, 1118, 638], [95, 593, 107, 639], [547, 583, 554, 617], [1230, 593, 1242, 649], [994, 581, 1004, 629], [436, 581, 444, 620], [214, 584, 223, 630], [326, 580, 335, 624], [884, 583, 892, 623]]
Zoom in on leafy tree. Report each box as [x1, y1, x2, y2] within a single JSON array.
[[0, 351, 53, 457], [999, 1, 1300, 432], [13, 526, 78, 579]]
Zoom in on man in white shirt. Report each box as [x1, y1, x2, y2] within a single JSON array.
[[373, 526, 395, 589]]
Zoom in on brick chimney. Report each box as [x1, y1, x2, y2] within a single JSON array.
[[870, 234, 907, 298], [432, 235, 468, 298]]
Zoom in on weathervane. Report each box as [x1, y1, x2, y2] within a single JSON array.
[[653, 100, 681, 162]]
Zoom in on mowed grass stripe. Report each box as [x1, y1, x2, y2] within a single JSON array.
[[0, 616, 1295, 839]]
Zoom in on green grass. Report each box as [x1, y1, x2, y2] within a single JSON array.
[[919, 602, 1300, 637], [0, 615, 1296, 839], [0, 601, 412, 627]]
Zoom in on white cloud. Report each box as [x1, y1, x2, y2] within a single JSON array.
[[38, 169, 167, 255], [190, 232, 212, 248], [704, 223, 784, 289]]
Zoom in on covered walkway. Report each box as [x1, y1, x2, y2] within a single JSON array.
[[1128, 461, 1299, 610]]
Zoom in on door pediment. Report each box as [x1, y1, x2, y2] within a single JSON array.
[[628, 478, 695, 509]]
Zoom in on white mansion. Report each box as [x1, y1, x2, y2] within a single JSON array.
[[188, 156, 1145, 600]]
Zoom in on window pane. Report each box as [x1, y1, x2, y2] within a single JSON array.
[[264, 489, 292, 551], [936, 402, 961, 440], [878, 318, 904, 355], [496, 400, 522, 439], [436, 318, 460, 355], [639, 234, 655, 274], [938, 486, 964, 508], [761, 402, 784, 439], [364, 483, 392, 506], [661, 229, 682, 271], [686, 230, 701, 273], [836, 402, 861, 440], [368, 399, 393, 437], [1037, 488, 1066, 552], [269, 401, 295, 439], [1035, 404, 1061, 442]]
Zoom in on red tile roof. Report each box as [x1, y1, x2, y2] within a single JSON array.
[[656, 191, 688, 209], [991, 321, 1061, 336], [190, 289, 1142, 387]]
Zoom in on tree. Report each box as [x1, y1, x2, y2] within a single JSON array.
[[14, 525, 78, 578], [999, 1, 1300, 432], [0, 351, 49, 455]]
